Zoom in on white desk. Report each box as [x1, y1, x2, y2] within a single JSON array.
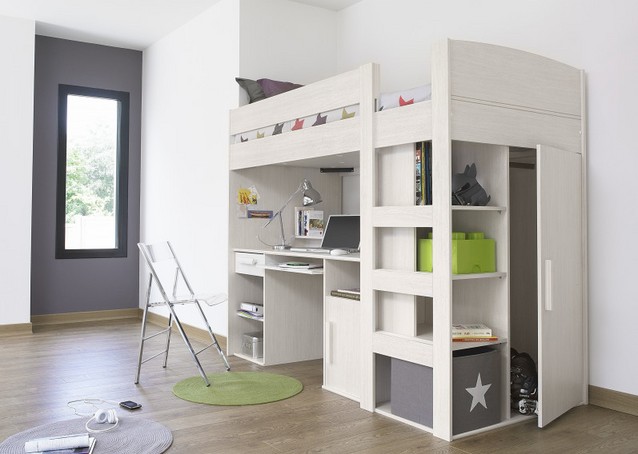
[[229, 248, 361, 400]]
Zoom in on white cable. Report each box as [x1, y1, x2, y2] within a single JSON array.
[[67, 398, 118, 417], [85, 409, 119, 433]]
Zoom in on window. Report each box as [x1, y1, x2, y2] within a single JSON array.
[[56, 85, 129, 258]]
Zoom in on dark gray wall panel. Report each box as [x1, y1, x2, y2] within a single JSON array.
[[32, 36, 142, 315]]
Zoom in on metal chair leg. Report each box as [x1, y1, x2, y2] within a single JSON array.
[[169, 305, 211, 387], [195, 300, 231, 371], [162, 312, 172, 368], [135, 274, 154, 384]]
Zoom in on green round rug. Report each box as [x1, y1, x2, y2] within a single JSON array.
[[173, 371, 303, 406]]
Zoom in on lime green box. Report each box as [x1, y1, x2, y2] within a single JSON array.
[[418, 232, 496, 274]]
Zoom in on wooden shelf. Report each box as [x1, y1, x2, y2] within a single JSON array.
[[263, 265, 324, 275], [452, 271, 506, 280], [233, 352, 265, 366], [452, 205, 506, 213], [236, 312, 264, 323], [374, 402, 434, 432]]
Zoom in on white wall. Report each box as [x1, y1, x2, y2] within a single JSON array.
[[140, 0, 240, 335], [240, 0, 338, 85], [0, 16, 34, 326], [140, 0, 341, 336], [337, 0, 638, 396]]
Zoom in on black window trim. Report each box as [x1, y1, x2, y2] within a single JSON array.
[[55, 84, 130, 259]]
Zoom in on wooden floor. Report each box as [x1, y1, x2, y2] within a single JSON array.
[[1, 319, 637, 453]]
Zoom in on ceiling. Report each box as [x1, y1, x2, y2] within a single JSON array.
[[0, 0, 362, 50]]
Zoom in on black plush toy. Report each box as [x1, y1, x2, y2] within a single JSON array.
[[452, 163, 491, 206]]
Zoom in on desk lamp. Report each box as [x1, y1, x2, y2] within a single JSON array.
[[265, 179, 322, 250]]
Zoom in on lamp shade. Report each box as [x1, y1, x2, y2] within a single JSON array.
[[301, 179, 322, 206]]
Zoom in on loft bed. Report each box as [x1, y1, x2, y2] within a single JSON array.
[[228, 39, 586, 441], [229, 39, 583, 171]]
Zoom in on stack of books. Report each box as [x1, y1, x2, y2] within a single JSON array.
[[452, 323, 497, 342], [415, 141, 432, 205], [25, 433, 96, 454], [329, 288, 360, 300]]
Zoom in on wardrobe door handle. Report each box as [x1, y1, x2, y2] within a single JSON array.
[[544, 259, 553, 311], [327, 322, 334, 364]]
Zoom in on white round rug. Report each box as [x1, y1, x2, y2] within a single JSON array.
[[0, 415, 172, 454]]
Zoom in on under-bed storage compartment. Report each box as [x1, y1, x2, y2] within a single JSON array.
[[375, 354, 433, 429], [391, 357, 433, 427], [452, 347, 501, 435]]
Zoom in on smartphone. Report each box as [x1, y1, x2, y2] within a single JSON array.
[[119, 400, 142, 410]]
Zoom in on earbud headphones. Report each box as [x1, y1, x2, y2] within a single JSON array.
[[85, 408, 119, 433]]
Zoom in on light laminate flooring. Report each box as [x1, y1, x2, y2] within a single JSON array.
[[1, 319, 637, 453]]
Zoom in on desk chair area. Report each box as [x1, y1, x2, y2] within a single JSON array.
[[229, 249, 361, 401]]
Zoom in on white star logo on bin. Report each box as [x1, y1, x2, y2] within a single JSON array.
[[465, 373, 492, 412]]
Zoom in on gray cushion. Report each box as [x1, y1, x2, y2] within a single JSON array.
[[235, 77, 267, 103]]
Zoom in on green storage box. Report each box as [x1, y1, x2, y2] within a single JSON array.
[[418, 232, 495, 274]]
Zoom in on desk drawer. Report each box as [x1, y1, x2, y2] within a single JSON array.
[[235, 252, 265, 277]]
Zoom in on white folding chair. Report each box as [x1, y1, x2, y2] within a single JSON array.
[[136, 241, 230, 387]]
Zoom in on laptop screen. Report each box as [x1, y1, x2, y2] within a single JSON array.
[[320, 215, 360, 250]]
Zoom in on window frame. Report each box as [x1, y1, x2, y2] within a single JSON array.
[[55, 84, 130, 259]]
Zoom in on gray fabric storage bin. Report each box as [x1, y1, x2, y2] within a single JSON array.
[[391, 358, 433, 427], [453, 347, 501, 435]]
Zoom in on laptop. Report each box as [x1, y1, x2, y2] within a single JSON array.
[[290, 214, 360, 253]]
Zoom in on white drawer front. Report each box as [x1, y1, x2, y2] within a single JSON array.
[[235, 252, 265, 277]]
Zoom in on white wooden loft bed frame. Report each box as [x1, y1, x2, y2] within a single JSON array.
[[228, 39, 587, 442], [229, 39, 583, 168]]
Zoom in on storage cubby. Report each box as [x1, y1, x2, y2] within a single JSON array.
[[509, 148, 539, 361], [375, 354, 433, 430], [376, 290, 418, 337], [376, 143, 416, 207], [451, 141, 509, 208]]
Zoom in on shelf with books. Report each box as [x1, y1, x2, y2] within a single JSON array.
[[415, 141, 432, 206], [294, 207, 324, 239], [452, 337, 507, 351], [329, 288, 360, 300], [452, 323, 492, 337]]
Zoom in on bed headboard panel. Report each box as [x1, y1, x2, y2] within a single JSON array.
[[448, 40, 581, 118], [230, 67, 362, 136]]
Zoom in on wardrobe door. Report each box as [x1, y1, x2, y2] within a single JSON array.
[[536, 144, 585, 427]]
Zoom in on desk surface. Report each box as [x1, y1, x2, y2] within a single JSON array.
[[235, 248, 361, 262]]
